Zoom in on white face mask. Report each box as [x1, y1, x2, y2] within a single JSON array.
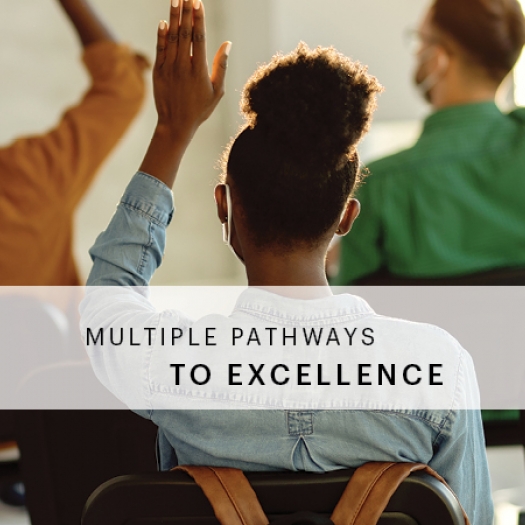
[[415, 46, 449, 102], [220, 183, 244, 263]]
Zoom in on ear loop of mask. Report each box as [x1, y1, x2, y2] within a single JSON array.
[[221, 183, 232, 246], [221, 183, 244, 263], [416, 46, 449, 98]]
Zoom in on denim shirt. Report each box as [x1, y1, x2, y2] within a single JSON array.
[[81, 172, 493, 525]]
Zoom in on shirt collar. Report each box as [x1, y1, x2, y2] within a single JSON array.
[[233, 287, 375, 324], [421, 101, 501, 136]]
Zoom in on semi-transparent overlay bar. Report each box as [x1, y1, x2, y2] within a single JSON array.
[[0, 286, 523, 410]]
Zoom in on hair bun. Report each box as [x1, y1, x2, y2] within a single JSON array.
[[241, 43, 383, 171]]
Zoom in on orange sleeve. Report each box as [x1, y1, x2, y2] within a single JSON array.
[[0, 41, 146, 212]]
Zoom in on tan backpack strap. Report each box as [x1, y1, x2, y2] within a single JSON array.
[[330, 462, 471, 525], [174, 465, 268, 525]]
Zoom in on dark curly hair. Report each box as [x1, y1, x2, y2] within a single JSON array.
[[432, 0, 525, 82], [222, 43, 382, 250]]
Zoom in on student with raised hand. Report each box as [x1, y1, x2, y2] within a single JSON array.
[[81, 1, 493, 523], [0, 0, 148, 286], [333, 0, 525, 285]]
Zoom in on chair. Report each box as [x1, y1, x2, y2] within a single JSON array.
[[16, 410, 158, 525], [483, 410, 522, 447], [82, 467, 466, 525], [0, 454, 21, 500], [353, 266, 525, 286]]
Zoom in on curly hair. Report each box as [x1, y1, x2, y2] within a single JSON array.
[[222, 43, 382, 250], [432, 0, 525, 82]]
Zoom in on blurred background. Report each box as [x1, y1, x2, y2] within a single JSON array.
[[1, 0, 434, 285], [2, 0, 525, 286], [3, 0, 524, 286]]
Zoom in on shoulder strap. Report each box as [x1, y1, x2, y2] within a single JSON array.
[[330, 462, 471, 525], [174, 465, 268, 525]]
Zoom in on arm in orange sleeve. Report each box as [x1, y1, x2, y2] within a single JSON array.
[[57, 0, 116, 48], [0, 41, 147, 211]]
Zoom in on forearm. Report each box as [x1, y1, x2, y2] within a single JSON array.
[[139, 125, 193, 189], [57, 0, 115, 47]]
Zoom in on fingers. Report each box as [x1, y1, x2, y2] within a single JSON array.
[[155, 21, 168, 70], [159, 0, 230, 97], [166, 0, 181, 63], [192, 0, 207, 72], [211, 41, 232, 99], [178, 0, 194, 59]]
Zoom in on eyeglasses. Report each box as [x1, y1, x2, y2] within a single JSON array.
[[404, 28, 440, 54]]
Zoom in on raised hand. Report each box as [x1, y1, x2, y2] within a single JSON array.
[[139, 0, 231, 187], [155, 0, 231, 135]]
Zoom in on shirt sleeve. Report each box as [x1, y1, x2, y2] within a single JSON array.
[[429, 410, 494, 524], [0, 41, 146, 210], [87, 171, 174, 287], [332, 168, 385, 285], [80, 171, 177, 413]]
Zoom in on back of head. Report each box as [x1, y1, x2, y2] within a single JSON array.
[[224, 43, 382, 250], [431, 0, 525, 83]]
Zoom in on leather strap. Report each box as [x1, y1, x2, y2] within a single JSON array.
[[174, 465, 268, 525], [330, 462, 471, 525]]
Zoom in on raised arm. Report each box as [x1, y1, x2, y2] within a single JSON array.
[[0, 0, 148, 212], [56, 0, 116, 47]]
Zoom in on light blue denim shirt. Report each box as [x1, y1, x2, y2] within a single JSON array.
[[81, 172, 493, 525]]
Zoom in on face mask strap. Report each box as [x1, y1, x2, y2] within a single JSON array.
[[221, 183, 244, 263], [222, 183, 232, 246], [416, 46, 449, 99]]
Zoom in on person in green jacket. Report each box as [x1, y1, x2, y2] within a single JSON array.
[[334, 0, 525, 285]]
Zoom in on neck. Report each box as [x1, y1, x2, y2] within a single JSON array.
[[432, 78, 497, 110], [433, 91, 496, 110], [244, 247, 332, 291]]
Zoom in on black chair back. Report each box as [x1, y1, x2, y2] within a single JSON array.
[[16, 410, 158, 525], [82, 468, 466, 525], [353, 266, 525, 286]]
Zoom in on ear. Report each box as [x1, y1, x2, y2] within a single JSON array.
[[214, 184, 228, 225], [434, 45, 450, 74], [336, 199, 361, 236]]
